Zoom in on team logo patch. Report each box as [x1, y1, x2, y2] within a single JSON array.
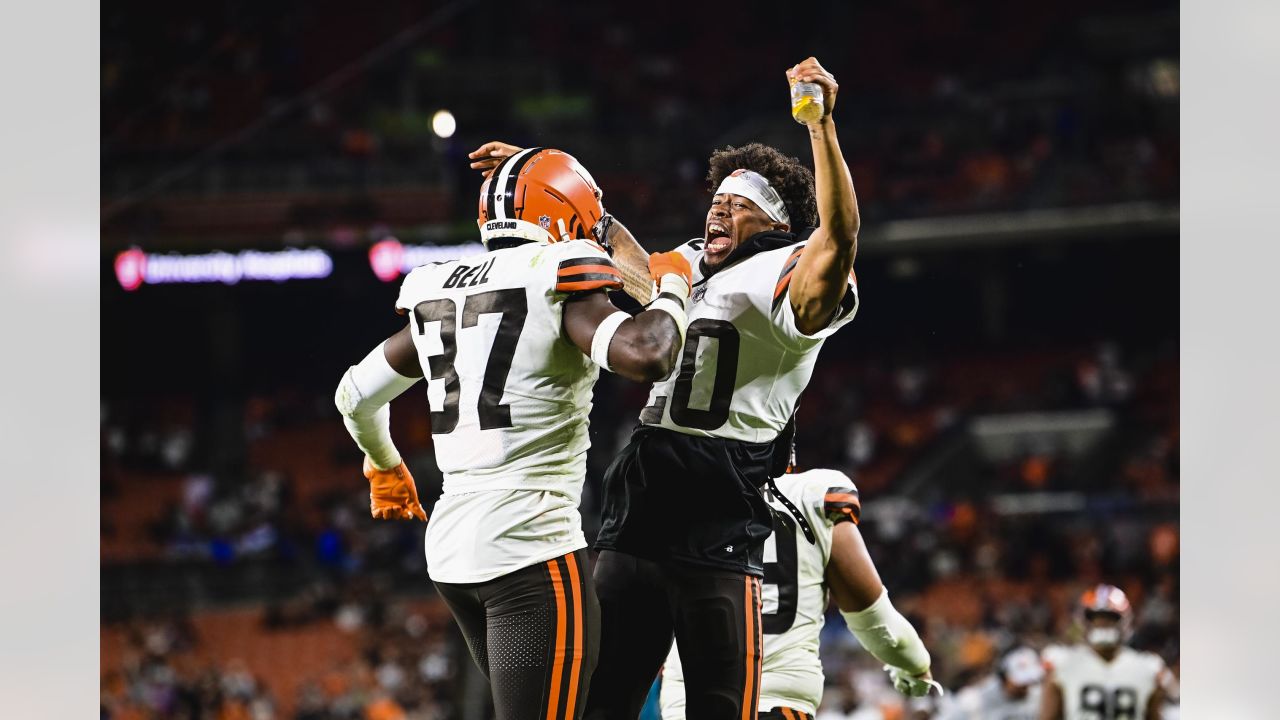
[[692, 284, 708, 303], [538, 214, 552, 229]]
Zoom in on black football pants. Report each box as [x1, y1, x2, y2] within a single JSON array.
[[434, 549, 600, 720], [582, 550, 763, 720]]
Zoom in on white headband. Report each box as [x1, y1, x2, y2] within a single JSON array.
[[715, 169, 790, 225]]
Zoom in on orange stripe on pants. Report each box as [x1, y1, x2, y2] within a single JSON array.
[[563, 553, 585, 720], [753, 579, 763, 717], [546, 559, 568, 720], [742, 577, 759, 720]]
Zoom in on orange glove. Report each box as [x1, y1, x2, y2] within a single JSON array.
[[363, 457, 428, 521], [648, 251, 693, 286]]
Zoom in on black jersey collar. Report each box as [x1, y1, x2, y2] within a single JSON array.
[[698, 226, 815, 279]]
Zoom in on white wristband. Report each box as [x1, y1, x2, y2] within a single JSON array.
[[590, 311, 631, 373], [648, 274, 691, 343]]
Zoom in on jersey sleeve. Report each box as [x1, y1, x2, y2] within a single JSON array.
[[800, 468, 861, 527], [674, 238, 705, 267], [1041, 644, 1068, 678], [821, 482, 861, 526], [552, 240, 623, 295], [770, 244, 860, 346], [394, 264, 436, 315]]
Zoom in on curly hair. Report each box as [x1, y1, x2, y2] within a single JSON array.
[[706, 143, 818, 230]]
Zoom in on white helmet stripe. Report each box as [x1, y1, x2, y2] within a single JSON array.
[[492, 147, 539, 220]]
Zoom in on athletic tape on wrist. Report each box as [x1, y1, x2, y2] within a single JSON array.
[[590, 311, 631, 372], [649, 275, 690, 342]]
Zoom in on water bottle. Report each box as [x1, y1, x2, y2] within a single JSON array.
[[789, 78, 825, 124]]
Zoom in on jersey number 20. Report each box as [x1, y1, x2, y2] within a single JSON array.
[[412, 289, 526, 434], [670, 319, 740, 429]]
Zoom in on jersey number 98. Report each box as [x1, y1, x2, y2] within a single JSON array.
[[1080, 685, 1138, 720]]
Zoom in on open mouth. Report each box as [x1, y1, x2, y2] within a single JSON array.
[[706, 223, 732, 255]]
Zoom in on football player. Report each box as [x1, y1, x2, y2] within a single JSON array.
[[469, 56, 865, 720], [657, 466, 940, 719], [940, 646, 1043, 720], [1040, 585, 1176, 720], [586, 55, 864, 720], [335, 148, 693, 720]]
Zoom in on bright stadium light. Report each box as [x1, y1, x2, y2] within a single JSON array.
[[431, 109, 456, 138]]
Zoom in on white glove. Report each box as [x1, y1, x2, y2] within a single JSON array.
[[885, 665, 945, 697]]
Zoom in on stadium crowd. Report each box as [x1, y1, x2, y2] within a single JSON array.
[[102, 0, 1177, 248], [102, 2, 1178, 718], [102, 337, 1178, 719]]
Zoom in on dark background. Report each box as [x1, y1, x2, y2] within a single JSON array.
[[100, 2, 1178, 718]]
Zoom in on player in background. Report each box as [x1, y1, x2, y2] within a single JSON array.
[[938, 646, 1043, 720], [658, 464, 940, 720], [469, 56, 867, 720], [1040, 585, 1178, 720], [334, 148, 693, 720]]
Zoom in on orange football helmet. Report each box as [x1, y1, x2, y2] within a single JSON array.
[[476, 147, 604, 248], [1080, 583, 1132, 616], [1077, 583, 1133, 647]]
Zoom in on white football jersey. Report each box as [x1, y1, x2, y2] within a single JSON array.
[[1043, 644, 1168, 720], [660, 469, 861, 718], [639, 237, 858, 443], [941, 676, 1041, 720], [394, 239, 622, 583]]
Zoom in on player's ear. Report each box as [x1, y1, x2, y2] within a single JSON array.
[[775, 222, 790, 233]]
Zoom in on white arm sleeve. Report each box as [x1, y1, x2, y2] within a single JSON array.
[[334, 342, 420, 470], [841, 587, 931, 675]]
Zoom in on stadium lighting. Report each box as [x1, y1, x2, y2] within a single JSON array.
[[431, 109, 457, 138]]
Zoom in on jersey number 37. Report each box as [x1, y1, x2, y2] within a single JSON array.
[[412, 289, 526, 434]]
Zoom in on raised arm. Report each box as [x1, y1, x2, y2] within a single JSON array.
[[592, 214, 658, 303], [784, 57, 861, 336], [470, 140, 654, 303]]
